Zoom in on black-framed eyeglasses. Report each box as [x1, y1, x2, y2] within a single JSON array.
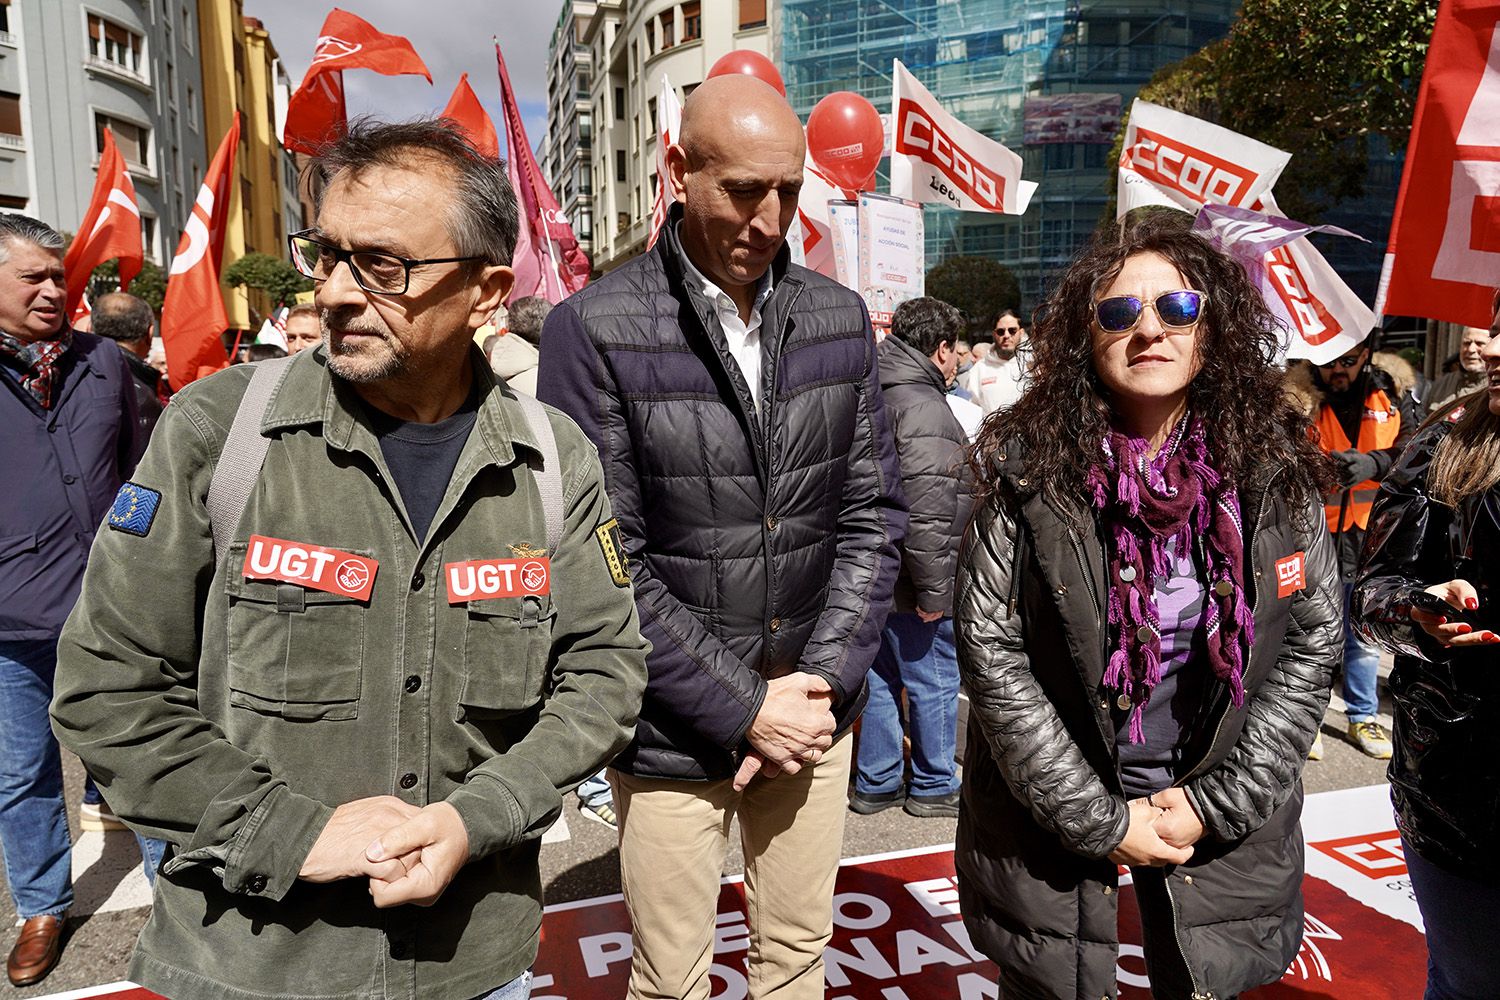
[[1317, 354, 1364, 370], [288, 230, 483, 296], [1093, 289, 1207, 335]]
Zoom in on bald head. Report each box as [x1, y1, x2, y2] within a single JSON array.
[[679, 75, 805, 169], [668, 75, 805, 316]]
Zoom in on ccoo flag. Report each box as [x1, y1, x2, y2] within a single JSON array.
[[495, 41, 588, 303], [283, 9, 431, 155], [441, 73, 500, 160], [646, 73, 683, 250], [160, 114, 240, 390], [1116, 100, 1288, 217], [64, 127, 142, 322], [1377, 0, 1500, 327], [890, 59, 1033, 215]]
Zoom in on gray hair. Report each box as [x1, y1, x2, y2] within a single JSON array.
[[314, 117, 519, 268], [0, 213, 65, 263], [92, 292, 155, 343], [505, 295, 552, 346]]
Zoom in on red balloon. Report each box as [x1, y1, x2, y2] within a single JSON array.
[[806, 91, 883, 192], [706, 50, 786, 97]]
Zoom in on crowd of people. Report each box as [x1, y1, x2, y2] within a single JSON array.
[[0, 72, 1494, 1000]]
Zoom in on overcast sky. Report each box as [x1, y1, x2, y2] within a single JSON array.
[[242, 1, 568, 156]]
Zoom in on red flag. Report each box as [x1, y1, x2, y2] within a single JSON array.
[[64, 128, 143, 321], [1377, 1, 1500, 326], [441, 73, 499, 160], [161, 114, 240, 389], [283, 9, 431, 155], [495, 42, 589, 303]]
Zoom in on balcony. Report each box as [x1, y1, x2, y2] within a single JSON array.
[[0, 133, 24, 151], [0, 30, 17, 48], [85, 55, 150, 91]]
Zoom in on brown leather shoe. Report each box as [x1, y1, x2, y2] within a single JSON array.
[[7, 913, 65, 986]]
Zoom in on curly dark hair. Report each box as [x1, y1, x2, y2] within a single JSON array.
[[971, 210, 1332, 517]]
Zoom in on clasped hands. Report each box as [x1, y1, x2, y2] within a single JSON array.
[[1107, 786, 1205, 868], [732, 672, 837, 791], [298, 797, 470, 908]]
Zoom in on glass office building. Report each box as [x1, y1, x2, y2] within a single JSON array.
[[780, 1, 1396, 311]]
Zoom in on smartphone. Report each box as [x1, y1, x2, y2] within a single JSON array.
[[1409, 590, 1481, 626]]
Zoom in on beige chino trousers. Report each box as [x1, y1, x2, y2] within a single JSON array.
[[610, 733, 853, 1000]]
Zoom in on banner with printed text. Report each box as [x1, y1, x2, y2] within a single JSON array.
[[856, 194, 924, 334], [35, 785, 1426, 1000], [890, 60, 1033, 215]]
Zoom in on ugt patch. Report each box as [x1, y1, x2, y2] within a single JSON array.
[[107, 482, 161, 537]]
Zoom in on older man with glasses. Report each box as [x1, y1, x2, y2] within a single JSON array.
[[1304, 336, 1418, 759], [51, 118, 648, 1000]]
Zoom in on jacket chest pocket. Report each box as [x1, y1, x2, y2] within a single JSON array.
[[224, 573, 366, 721], [458, 595, 555, 720]]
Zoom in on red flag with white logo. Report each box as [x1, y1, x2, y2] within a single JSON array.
[[890, 59, 1035, 215], [160, 114, 240, 389], [283, 9, 432, 155], [647, 73, 683, 250], [441, 73, 499, 160], [1376, 0, 1500, 327], [495, 42, 589, 303], [64, 127, 143, 322]]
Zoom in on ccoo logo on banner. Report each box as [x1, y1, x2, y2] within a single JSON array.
[[1118, 101, 1373, 365]]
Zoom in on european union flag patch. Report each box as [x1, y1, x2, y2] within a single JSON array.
[[108, 482, 161, 537]]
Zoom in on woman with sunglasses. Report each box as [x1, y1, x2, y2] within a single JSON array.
[[953, 213, 1339, 999], [1351, 290, 1500, 1000]]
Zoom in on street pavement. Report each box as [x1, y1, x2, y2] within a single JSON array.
[[1, 682, 1392, 998]]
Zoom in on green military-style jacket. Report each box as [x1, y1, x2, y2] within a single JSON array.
[[52, 347, 649, 1000]]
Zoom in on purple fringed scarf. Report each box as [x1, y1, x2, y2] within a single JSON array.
[[1086, 415, 1253, 744]]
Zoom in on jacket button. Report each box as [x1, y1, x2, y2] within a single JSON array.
[[1055, 585, 1067, 596], [246, 874, 268, 894], [1135, 625, 1153, 643], [1098, 697, 1109, 710], [1182, 874, 1194, 885], [399, 772, 418, 789], [411, 572, 425, 591], [769, 617, 781, 632], [997, 452, 1007, 461], [1102, 885, 1113, 895], [1017, 477, 1029, 487], [62, 474, 77, 484], [404, 675, 421, 694], [766, 515, 778, 531]]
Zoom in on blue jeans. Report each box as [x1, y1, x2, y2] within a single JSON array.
[[472, 970, 531, 999], [855, 614, 960, 798], [577, 769, 612, 809], [1404, 838, 1500, 999], [0, 639, 74, 918], [1342, 583, 1381, 722], [82, 768, 166, 885]]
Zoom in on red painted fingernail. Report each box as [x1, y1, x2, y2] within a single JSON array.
[[1438, 616, 1448, 625], [1466, 598, 1479, 610], [1457, 624, 1474, 634], [1486, 632, 1500, 643]]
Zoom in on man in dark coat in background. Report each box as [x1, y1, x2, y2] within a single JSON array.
[[851, 297, 973, 819]]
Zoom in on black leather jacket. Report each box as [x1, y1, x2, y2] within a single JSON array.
[[955, 448, 1340, 999], [1353, 416, 1500, 881]]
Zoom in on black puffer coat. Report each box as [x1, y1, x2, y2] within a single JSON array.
[[955, 449, 1340, 1000], [877, 334, 972, 615], [537, 209, 906, 781], [1353, 417, 1500, 881]]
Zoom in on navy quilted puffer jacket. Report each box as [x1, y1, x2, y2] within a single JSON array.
[[537, 210, 907, 780]]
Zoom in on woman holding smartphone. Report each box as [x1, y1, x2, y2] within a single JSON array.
[[1352, 293, 1500, 1000], [954, 212, 1340, 999]]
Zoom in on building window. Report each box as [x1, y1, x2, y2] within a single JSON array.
[[614, 86, 625, 121], [0, 2, 13, 36], [645, 19, 655, 55], [739, 0, 767, 30], [182, 5, 193, 53], [186, 86, 198, 128], [141, 215, 156, 257], [661, 13, 674, 49], [0, 91, 22, 143], [577, 210, 592, 240], [615, 149, 626, 183], [88, 14, 145, 77], [95, 113, 150, 170], [683, 2, 701, 41]]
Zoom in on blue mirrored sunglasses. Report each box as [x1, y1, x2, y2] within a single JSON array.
[[1094, 289, 1208, 334]]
